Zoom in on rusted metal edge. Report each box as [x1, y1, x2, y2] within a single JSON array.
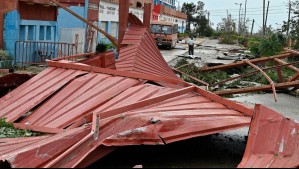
[[274, 58, 299, 73], [210, 60, 299, 87], [290, 73, 299, 82], [201, 52, 294, 72], [244, 60, 278, 102], [215, 80, 299, 96]]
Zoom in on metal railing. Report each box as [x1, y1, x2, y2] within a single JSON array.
[[15, 41, 77, 66]]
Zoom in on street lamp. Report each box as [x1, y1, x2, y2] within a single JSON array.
[[235, 3, 242, 35]]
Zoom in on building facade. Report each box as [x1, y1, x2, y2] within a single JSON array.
[[98, 0, 186, 43], [154, 0, 176, 9], [1, 0, 99, 65]]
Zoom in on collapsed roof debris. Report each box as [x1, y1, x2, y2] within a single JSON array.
[[0, 0, 298, 168]]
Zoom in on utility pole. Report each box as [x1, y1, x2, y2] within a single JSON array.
[[208, 11, 210, 27], [251, 19, 255, 35], [235, 3, 242, 35], [287, 0, 291, 38], [263, 0, 265, 38], [265, 1, 270, 36], [243, 0, 247, 37]]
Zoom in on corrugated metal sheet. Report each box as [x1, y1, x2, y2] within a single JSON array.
[[116, 19, 179, 80], [2, 12, 294, 169], [0, 68, 87, 122], [0, 63, 252, 167], [0, 127, 90, 168], [238, 105, 299, 168]]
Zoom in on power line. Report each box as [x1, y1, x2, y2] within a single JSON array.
[[210, 12, 287, 17], [209, 8, 286, 14], [204, 5, 284, 12]]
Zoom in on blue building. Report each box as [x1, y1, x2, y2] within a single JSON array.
[[1, 0, 99, 66], [154, 0, 176, 9]]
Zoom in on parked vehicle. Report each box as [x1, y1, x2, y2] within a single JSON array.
[[150, 21, 179, 49]]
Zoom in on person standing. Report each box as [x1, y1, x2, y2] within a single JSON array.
[[188, 36, 194, 56]]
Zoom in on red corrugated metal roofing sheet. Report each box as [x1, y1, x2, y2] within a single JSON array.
[[116, 23, 179, 80], [238, 105, 299, 168], [1, 13, 288, 169], [0, 64, 253, 167], [0, 68, 87, 122]]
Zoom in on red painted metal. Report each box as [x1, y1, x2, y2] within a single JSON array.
[[0, 127, 90, 168], [239, 105, 299, 168], [0, 68, 87, 122], [244, 60, 278, 102], [143, 3, 152, 29], [1, 12, 297, 169], [116, 23, 179, 79], [118, 0, 130, 51], [290, 72, 299, 82]]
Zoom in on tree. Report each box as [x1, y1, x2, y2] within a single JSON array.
[[181, 1, 205, 32], [194, 15, 213, 37]]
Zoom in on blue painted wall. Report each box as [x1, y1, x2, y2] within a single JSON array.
[[57, 6, 86, 29], [3, 4, 89, 63], [3, 10, 20, 60]]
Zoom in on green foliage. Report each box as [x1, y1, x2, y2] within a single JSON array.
[[0, 118, 42, 138], [219, 35, 237, 45], [178, 32, 190, 38], [194, 15, 214, 37], [181, 1, 205, 32], [96, 42, 108, 53], [175, 59, 296, 92], [175, 59, 230, 85], [0, 49, 9, 61], [258, 35, 284, 57], [248, 35, 284, 57]]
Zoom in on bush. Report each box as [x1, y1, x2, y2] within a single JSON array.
[[0, 118, 42, 138], [258, 35, 283, 57], [96, 42, 108, 53], [248, 35, 284, 58], [0, 50, 9, 61], [219, 35, 236, 44]]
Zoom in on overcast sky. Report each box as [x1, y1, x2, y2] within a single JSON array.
[[178, 0, 290, 32]]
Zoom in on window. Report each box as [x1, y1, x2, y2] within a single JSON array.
[[111, 22, 118, 38], [100, 22, 108, 38], [20, 25, 26, 41], [39, 26, 54, 41], [151, 24, 161, 34], [46, 26, 52, 40], [39, 26, 45, 40], [28, 26, 34, 41], [19, 25, 35, 41]]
